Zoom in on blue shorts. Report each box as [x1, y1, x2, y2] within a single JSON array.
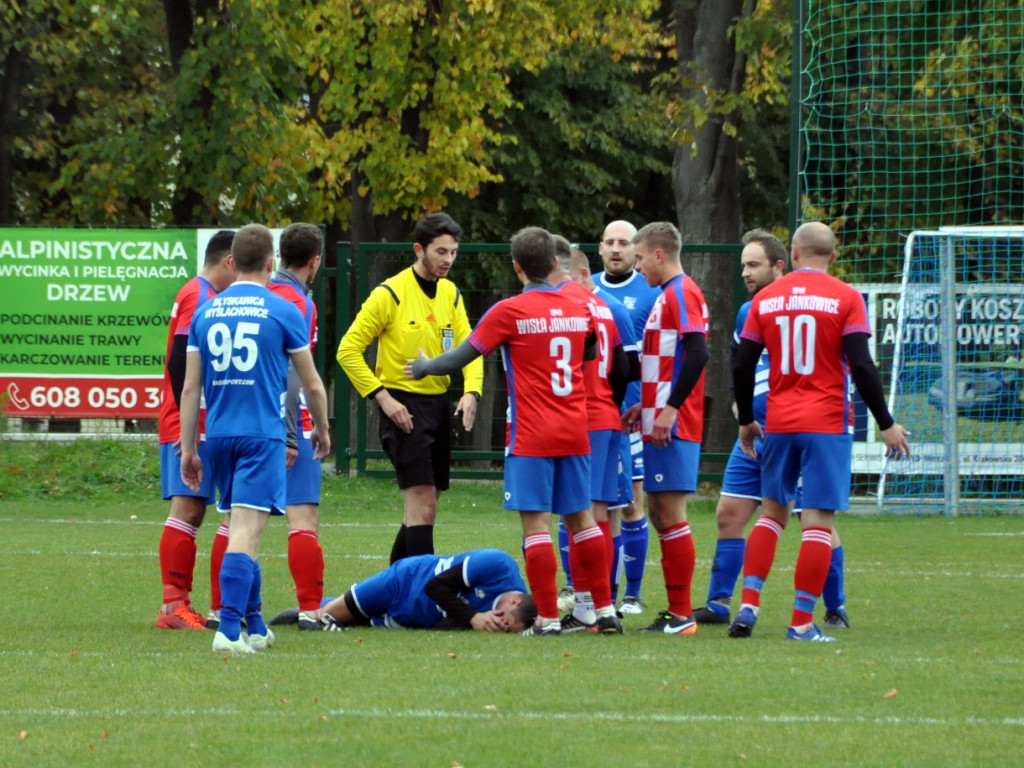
[[642, 439, 700, 493], [628, 428, 645, 480], [207, 435, 287, 515], [760, 432, 852, 511], [610, 432, 634, 509], [160, 441, 215, 504], [285, 433, 322, 507], [504, 453, 590, 515], [588, 429, 620, 504], [720, 438, 764, 501]]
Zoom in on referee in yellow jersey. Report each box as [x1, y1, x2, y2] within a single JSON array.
[[337, 213, 484, 563]]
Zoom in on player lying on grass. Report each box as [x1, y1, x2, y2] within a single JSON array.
[[268, 549, 537, 633]]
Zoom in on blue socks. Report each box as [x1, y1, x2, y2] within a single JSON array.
[[822, 545, 845, 612], [245, 559, 267, 637], [558, 519, 572, 588], [620, 517, 649, 599], [706, 538, 745, 612], [219, 552, 255, 641]]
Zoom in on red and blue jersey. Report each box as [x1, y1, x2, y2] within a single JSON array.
[[469, 285, 595, 457], [188, 281, 309, 442], [740, 269, 869, 434], [158, 276, 217, 444], [269, 270, 318, 435], [640, 273, 708, 442], [558, 280, 623, 432]]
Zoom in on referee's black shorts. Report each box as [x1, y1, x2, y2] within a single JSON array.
[[378, 389, 452, 491]]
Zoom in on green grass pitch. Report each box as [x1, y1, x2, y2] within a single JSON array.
[[0, 465, 1022, 766]]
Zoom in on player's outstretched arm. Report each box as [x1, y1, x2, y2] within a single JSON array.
[[405, 341, 481, 380]]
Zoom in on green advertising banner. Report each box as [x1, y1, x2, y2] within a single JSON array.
[[0, 229, 201, 419]]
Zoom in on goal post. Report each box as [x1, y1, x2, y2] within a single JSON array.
[[876, 227, 1024, 515]]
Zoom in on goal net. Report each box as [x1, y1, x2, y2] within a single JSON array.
[[875, 228, 1024, 514]]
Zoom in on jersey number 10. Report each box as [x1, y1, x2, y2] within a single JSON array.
[[774, 314, 817, 375]]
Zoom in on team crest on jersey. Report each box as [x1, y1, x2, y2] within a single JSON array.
[[442, 328, 454, 352], [475, 588, 485, 599], [623, 297, 637, 310]]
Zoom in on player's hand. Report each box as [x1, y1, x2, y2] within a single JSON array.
[[470, 609, 510, 632], [738, 421, 763, 459], [621, 404, 641, 433], [311, 427, 331, 460], [651, 405, 677, 448], [455, 393, 478, 432], [879, 422, 910, 459], [377, 391, 414, 434], [180, 450, 203, 493], [403, 349, 431, 380], [285, 445, 298, 470]]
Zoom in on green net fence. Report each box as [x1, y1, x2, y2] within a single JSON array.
[[801, 1, 1024, 511]]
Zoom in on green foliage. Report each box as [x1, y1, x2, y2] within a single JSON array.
[[1, 483, 1022, 765]]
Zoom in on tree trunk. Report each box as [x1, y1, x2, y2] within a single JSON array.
[[0, 44, 28, 224], [672, 0, 754, 455]]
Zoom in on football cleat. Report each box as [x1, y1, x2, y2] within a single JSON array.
[[728, 606, 758, 638], [693, 602, 731, 625], [205, 610, 220, 631], [596, 614, 624, 635], [787, 624, 836, 642], [638, 610, 697, 635], [155, 603, 208, 631], [212, 631, 255, 655], [560, 614, 598, 634], [557, 586, 576, 614], [320, 614, 350, 632], [247, 628, 276, 651], [268, 607, 300, 626], [618, 596, 646, 615], [520, 620, 562, 637], [298, 610, 322, 631], [823, 609, 850, 629]]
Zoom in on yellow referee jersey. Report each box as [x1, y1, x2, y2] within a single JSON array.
[[337, 266, 484, 398]]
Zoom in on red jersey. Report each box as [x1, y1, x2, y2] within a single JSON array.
[[640, 273, 708, 442], [158, 276, 217, 444], [558, 280, 623, 432], [740, 268, 870, 434], [269, 273, 318, 435], [469, 285, 595, 457]]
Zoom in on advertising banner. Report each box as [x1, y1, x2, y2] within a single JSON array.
[[0, 229, 202, 418]]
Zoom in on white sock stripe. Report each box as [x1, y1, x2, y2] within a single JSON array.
[[802, 529, 833, 545], [163, 518, 197, 538], [754, 517, 784, 537], [216, 524, 230, 537], [658, 525, 691, 542], [524, 533, 552, 549], [572, 526, 603, 545]]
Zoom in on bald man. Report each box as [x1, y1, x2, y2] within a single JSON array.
[[593, 220, 662, 615], [730, 221, 910, 642]]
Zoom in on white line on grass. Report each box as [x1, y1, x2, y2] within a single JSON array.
[[1, 705, 1021, 729]]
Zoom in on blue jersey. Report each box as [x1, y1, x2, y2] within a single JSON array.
[[595, 270, 660, 409], [363, 549, 527, 628], [735, 301, 770, 425], [187, 280, 309, 441]]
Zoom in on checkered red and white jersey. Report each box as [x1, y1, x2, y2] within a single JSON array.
[[469, 285, 594, 457], [640, 273, 708, 442], [740, 268, 869, 434]]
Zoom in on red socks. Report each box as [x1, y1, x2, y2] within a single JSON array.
[[524, 533, 558, 619], [740, 515, 785, 608], [791, 527, 832, 627], [570, 526, 612, 610], [657, 522, 695, 618], [209, 523, 229, 611], [288, 529, 325, 611], [159, 518, 196, 607]]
